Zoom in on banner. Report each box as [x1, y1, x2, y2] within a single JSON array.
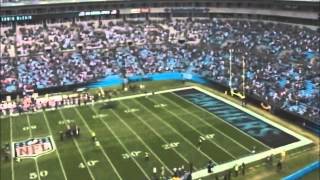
[[130, 8, 151, 14]]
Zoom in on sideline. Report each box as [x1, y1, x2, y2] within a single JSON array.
[[4, 85, 314, 179], [181, 86, 313, 179]]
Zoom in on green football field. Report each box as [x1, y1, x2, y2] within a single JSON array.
[[0, 87, 312, 180]]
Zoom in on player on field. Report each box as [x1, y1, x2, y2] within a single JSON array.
[[152, 167, 157, 178], [207, 160, 214, 173], [75, 125, 80, 136], [234, 164, 239, 176], [95, 141, 101, 147], [144, 152, 149, 161], [198, 137, 203, 150], [59, 131, 64, 141], [160, 166, 165, 177], [251, 146, 256, 153], [91, 131, 96, 142]]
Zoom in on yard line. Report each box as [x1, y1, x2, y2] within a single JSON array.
[[109, 107, 173, 174], [42, 112, 68, 180], [34, 158, 41, 180], [58, 110, 96, 180], [26, 115, 33, 138], [26, 115, 41, 180], [0, 87, 194, 120], [90, 106, 151, 179], [170, 92, 271, 150], [132, 99, 215, 163], [159, 94, 252, 153], [147, 97, 237, 160], [73, 108, 123, 180], [117, 102, 191, 167], [9, 117, 15, 180]]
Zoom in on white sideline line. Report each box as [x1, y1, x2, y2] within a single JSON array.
[[10, 117, 15, 180], [0, 87, 195, 119], [42, 112, 69, 180], [179, 86, 313, 179], [73, 108, 123, 180], [109, 108, 173, 174], [192, 86, 313, 145], [58, 110, 96, 180], [115, 85, 313, 179], [161, 93, 251, 153], [133, 98, 215, 163], [117, 101, 191, 167], [90, 106, 151, 180], [104, 86, 194, 103], [4, 85, 313, 180], [170, 91, 271, 150], [147, 97, 237, 160]]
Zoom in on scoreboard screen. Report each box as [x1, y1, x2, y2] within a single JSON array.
[[78, 9, 119, 16], [0, 9, 119, 23], [1, 15, 32, 22]]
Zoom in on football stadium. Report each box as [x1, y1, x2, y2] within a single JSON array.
[[0, 0, 319, 180]]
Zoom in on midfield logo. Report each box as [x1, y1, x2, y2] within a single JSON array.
[[13, 136, 55, 158]]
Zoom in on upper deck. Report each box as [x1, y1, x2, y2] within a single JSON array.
[[1, 0, 319, 7]]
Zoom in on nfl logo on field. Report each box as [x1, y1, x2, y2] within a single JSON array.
[[13, 136, 55, 158]]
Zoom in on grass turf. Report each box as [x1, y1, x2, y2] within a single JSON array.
[[0, 87, 313, 180]]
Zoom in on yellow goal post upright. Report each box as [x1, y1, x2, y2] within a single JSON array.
[[229, 49, 246, 100]]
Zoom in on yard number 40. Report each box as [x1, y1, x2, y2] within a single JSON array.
[[79, 160, 99, 169], [29, 170, 48, 179]]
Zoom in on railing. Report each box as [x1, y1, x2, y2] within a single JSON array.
[[282, 161, 320, 180]]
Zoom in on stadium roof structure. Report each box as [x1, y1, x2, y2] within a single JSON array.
[[1, 0, 319, 7], [1, 0, 123, 7]]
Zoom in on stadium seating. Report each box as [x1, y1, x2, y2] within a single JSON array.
[[0, 18, 319, 122]]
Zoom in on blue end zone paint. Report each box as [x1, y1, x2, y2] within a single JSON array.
[[87, 72, 319, 136], [87, 72, 208, 88], [282, 161, 320, 180], [174, 89, 299, 148]]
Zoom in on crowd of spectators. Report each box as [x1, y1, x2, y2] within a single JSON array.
[[0, 27, 17, 93], [0, 92, 93, 116], [0, 18, 319, 122]]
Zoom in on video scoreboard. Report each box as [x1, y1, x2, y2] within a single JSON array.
[[0, 9, 120, 23]]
